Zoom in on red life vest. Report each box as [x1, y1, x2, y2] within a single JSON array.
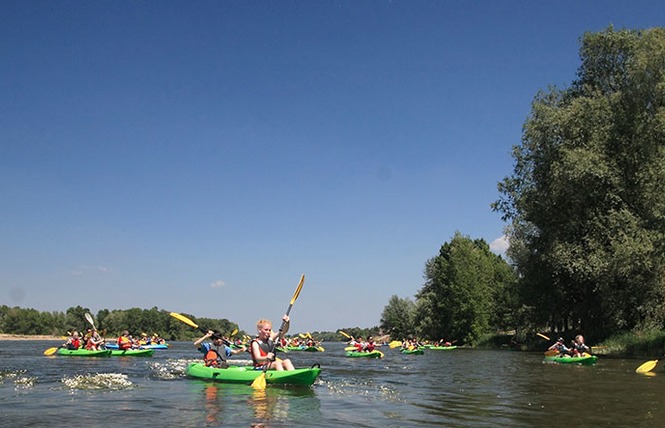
[[251, 339, 273, 367]]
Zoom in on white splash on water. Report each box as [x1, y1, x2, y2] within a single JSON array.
[[61, 373, 133, 390]]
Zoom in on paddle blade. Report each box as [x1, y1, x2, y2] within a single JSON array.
[[389, 341, 402, 348], [251, 372, 267, 389], [378, 351, 384, 358], [230, 328, 238, 337], [344, 346, 356, 351], [544, 349, 559, 357], [290, 274, 305, 305], [169, 312, 199, 329], [536, 333, 550, 341], [85, 312, 96, 330], [44, 347, 58, 356], [339, 331, 352, 339], [636, 359, 659, 374]]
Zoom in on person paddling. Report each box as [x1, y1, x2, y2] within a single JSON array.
[[194, 330, 245, 368], [250, 316, 295, 371], [86, 329, 104, 350], [548, 337, 571, 356], [117, 330, 133, 350], [571, 334, 591, 357], [63, 331, 81, 350]]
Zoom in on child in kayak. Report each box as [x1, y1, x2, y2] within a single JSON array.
[[117, 330, 134, 350], [63, 331, 81, 350], [194, 330, 246, 368], [571, 335, 591, 357], [548, 337, 571, 356], [250, 316, 295, 371], [86, 330, 104, 350]]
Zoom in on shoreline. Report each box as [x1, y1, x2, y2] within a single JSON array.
[[0, 334, 63, 341]]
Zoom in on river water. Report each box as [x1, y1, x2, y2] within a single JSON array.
[[1, 340, 663, 427]]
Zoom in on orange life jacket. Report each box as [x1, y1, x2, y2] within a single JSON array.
[[117, 336, 132, 350], [203, 346, 228, 368]]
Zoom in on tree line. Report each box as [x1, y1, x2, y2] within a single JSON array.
[[0, 305, 238, 341], [381, 26, 665, 345], [0, 304, 380, 342]]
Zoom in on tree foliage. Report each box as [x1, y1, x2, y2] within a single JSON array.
[[380, 295, 416, 339], [493, 26, 665, 338], [0, 305, 240, 341], [414, 232, 517, 344]]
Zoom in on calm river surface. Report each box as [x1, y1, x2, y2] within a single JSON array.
[[1, 340, 663, 427]]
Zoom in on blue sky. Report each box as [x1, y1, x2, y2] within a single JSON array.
[[2, 1, 664, 334]]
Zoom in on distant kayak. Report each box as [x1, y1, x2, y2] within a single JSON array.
[[138, 344, 169, 350], [286, 346, 324, 352], [345, 350, 384, 358], [401, 348, 424, 355], [544, 354, 598, 365], [428, 346, 457, 350], [185, 363, 321, 386], [56, 348, 111, 357], [105, 343, 168, 350], [110, 349, 155, 357]]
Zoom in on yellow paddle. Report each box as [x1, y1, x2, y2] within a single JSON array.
[[44, 347, 59, 356], [251, 274, 305, 390], [339, 330, 353, 339], [636, 359, 659, 374], [544, 349, 559, 357], [169, 312, 209, 334], [389, 340, 402, 348], [536, 333, 550, 341]]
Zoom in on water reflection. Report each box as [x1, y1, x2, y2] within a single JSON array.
[[205, 384, 222, 426]]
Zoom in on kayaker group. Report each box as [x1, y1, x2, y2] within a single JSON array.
[[194, 314, 297, 372], [63, 329, 104, 351], [349, 336, 377, 353], [548, 335, 592, 357], [61, 329, 167, 351]]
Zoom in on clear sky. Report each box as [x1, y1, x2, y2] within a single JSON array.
[[2, 1, 664, 334]]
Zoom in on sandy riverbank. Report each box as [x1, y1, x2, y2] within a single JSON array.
[[0, 334, 63, 341]]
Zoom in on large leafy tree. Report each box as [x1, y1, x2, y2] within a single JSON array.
[[415, 232, 516, 343], [380, 295, 416, 339], [494, 27, 665, 338]]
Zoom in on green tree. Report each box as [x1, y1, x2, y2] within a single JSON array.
[[415, 232, 516, 343], [65, 306, 90, 333], [494, 27, 665, 338], [380, 295, 416, 339]]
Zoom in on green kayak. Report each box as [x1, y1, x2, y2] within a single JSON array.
[[110, 348, 155, 357], [56, 348, 112, 357], [303, 346, 324, 352], [428, 346, 457, 350], [544, 354, 598, 365], [401, 348, 424, 355], [185, 363, 321, 386], [345, 350, 384, 358]]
